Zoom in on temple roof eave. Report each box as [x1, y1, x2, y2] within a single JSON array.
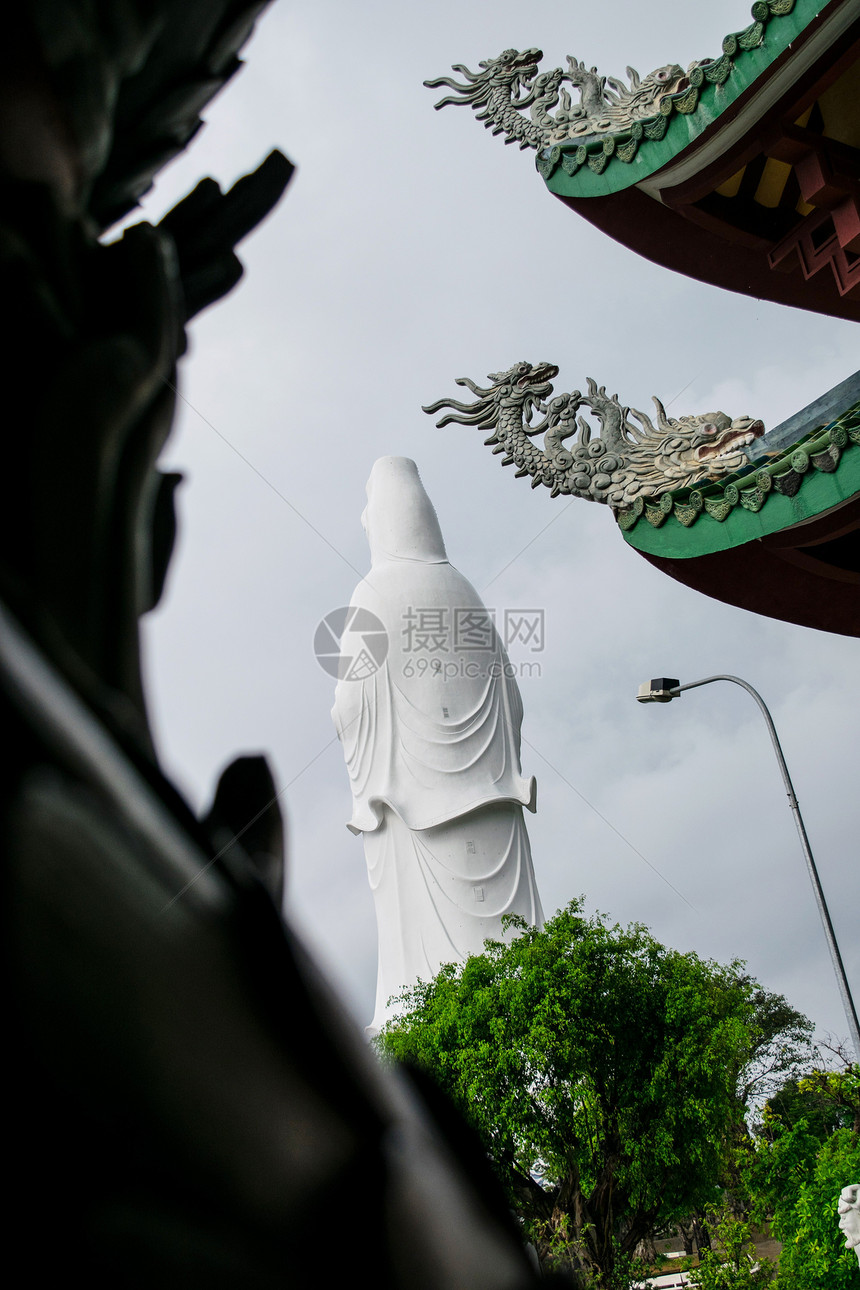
[[617, 396, 860, 559], [637, 0, 860, 202], [538, 0, 849, 200]]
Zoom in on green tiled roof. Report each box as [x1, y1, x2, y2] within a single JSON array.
[[619, 399, 860, 557], [538, 0, 822, 197]]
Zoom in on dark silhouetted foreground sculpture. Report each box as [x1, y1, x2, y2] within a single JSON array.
[[1, 5, 542, 1286]]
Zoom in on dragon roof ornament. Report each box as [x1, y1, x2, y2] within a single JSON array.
[[424, 2, 798, 175], [422, 362, 764, 511], [425, 49, 691, 152]]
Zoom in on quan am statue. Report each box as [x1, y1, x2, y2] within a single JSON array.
[[839, 1184, 860, 1265], [332, 457, 543, 1034]]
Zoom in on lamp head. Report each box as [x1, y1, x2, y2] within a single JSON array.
[[637, 678, 680, 704]]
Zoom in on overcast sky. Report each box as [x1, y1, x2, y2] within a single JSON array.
[[135, 0, 859, 1051]]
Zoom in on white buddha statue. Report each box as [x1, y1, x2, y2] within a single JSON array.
[[332, 457, 543, 1035], [838, 1184, 860, 1265]]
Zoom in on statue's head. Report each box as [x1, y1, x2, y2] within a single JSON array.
[[363, 457, 447, 566], [838, 1185, 860, 1261]]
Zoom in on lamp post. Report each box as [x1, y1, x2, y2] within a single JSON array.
[[637, 674, 860, 1060]]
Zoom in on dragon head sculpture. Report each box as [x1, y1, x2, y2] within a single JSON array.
[[424, 50, 554, 150], [641, 399, 764, 492], [425, 49, 542, 110], [423, 364, 764, 509], [426, 360, 559, 426]]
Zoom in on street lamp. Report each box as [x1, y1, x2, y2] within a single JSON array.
[[637, 674, 860, 1060]]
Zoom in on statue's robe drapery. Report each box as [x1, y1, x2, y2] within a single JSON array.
[[332, 458, 543, 1034]]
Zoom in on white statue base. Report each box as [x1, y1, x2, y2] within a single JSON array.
[[365, 801, 542, 1034]]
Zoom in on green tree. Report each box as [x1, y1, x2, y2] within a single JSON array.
[[758, 1071, 856, 1144], [692, 1208, 775, 1288], [715, 988, 813, 1225], [376, 901, 765, 1287], [734, 990, 815, 1125], [747, 1064, 860, 1289], [796, 1065, 860, 1133]]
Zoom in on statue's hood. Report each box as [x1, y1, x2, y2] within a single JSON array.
[[363, 456, 448, 565]]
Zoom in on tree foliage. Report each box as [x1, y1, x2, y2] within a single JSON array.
[[376, 901, 787, 1286], [758, 1068, 857, 1144], [718, 984, 813, 1215], [735, 989, 815, 1118], [691, 1208, 775, 1289], [747, 1063, 860, 1289]]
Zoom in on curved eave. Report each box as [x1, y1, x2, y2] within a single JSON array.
[[541, 0, 840, 199], [618, 407, 860, 637], [547, 181, 860, 321], [634, 505, 860, 635], [621, 437, 860, 558], [536, 0, 860, 322]]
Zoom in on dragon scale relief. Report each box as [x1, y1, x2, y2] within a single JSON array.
[[422, 362, 764, 511]]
